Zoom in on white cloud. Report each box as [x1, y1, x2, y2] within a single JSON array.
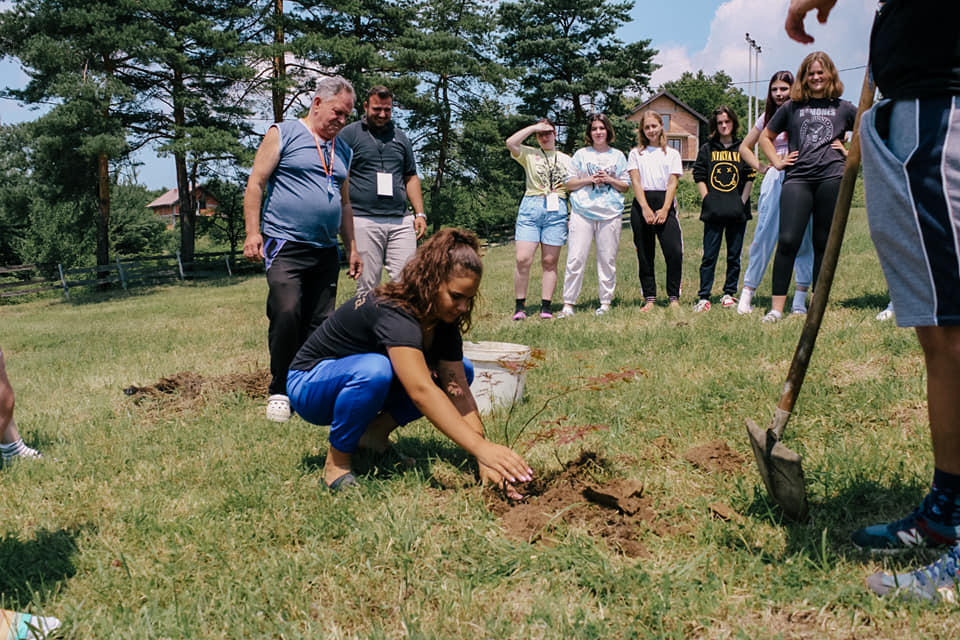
[[650, 0, 875, 103]]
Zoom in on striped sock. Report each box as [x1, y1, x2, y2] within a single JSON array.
[[1, 438, 41, 464]]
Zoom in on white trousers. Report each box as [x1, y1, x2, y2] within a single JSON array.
[[562, 213, 620, 306], [353, 214, 417, 297]]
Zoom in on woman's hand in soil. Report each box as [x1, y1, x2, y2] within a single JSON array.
[[474, 441, 533, 485], [479, 462, 524, 500]]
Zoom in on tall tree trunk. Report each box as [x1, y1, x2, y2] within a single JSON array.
[[430, 75, 450, 225], [174, 67, 195, 263], [96, 56, 114, 279], [96, 151, 110, 267], [271, 0, 285, 123]]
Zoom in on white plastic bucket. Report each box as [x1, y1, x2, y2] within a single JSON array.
[[462, 341, 531, 414]]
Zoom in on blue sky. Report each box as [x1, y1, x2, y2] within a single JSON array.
[[0, 0, 876, 191]]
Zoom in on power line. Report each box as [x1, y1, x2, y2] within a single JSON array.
[[729, 64, 867, 86]]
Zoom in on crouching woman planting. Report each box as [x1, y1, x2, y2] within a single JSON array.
[[287, 228, 534, 494]]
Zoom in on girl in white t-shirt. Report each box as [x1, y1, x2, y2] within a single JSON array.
[[737, 70, 813, 315], [627, 111, 684, 311], [557, 114, 629, 317]]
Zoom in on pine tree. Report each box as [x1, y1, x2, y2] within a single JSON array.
[[498, 0, 657, 153]]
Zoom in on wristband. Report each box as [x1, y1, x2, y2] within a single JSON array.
[[415, 213, 426, 219]]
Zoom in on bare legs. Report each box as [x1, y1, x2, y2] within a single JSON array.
[[323, 412, 409, 486], [916, 326, 960, 475], [514, 241, 561, 302], [0, 349, 22, 446]]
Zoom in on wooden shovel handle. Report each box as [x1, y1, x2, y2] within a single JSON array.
[[771, 68, 876, 439]]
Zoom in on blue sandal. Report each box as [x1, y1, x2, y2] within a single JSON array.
[[326, 472, 359, 492]]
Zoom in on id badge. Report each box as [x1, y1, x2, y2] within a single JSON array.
[[377, 172, 394, 197], [545, 192, 560, 212]]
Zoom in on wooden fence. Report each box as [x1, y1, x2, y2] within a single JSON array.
[[1, 251, 263, 301]]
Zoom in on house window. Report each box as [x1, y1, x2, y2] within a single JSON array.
[[660, 114, 670, 130], [667, 138, 682, 154]]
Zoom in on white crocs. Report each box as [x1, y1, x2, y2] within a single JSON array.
[[266, 394, 292, 422]]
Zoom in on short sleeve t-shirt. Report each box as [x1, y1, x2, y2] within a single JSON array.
[[765, 98, 857, 184], [339, 119, 419, 217], [567, 146, 629, 220], [755, 114, 789, 157], [290, 294, 463, 371], [626, 146, 683, 191], [511, 145, 572, 198]]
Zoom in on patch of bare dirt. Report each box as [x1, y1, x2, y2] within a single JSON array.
[[682, 440, 746, 474], [485, 451, 666, 558], [123, 369, 270, 409]]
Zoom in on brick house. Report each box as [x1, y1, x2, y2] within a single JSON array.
[[146, 186, 220, 229], [627, 91, 707, 167]]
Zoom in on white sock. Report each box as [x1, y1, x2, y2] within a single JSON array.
[[739, 288, 753, 305], [792, 289, 808, 312]]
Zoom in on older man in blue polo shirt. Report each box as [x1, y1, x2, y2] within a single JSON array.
[[339, 85, 427, 297], [243, 75, 363, 422]]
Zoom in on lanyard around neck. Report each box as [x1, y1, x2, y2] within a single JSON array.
[[301, 119, 335, 178]]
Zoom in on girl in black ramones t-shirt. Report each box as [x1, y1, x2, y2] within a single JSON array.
[[287, 228, 533, 494], [758, 50, 856, 323]]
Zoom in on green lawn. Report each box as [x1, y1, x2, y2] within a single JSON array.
[[2, 208, 953, 638]]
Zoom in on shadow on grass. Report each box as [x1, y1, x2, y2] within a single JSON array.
[[299, 436, 474, 483], [837, 292, 889, 311], [0, 528, 80, 608], [741, 475, 928, 564]]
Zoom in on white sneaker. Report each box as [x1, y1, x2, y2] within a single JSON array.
[[761, 310, 783, 324], [594, 304, 611, 316], [737, 292, 753, 315], [556, 305, 575, 319], [876, 304, 894, 321], [266, 394, 292, 422], [693, 299, 711, 312], [721, 294, 737, 309]]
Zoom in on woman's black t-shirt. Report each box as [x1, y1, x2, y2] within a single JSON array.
[[766, 97, 857, 184], [290, 294, 463, 371]]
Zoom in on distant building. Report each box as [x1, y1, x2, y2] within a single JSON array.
[[627, 91, 708, 167], [146, 186, 220, 229]]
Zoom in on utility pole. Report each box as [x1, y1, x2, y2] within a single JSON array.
[[745, 34, 761, 154]]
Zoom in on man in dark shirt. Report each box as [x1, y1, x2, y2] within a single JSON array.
[[787, 0, 960, 600], [339, 86, 427, 297]]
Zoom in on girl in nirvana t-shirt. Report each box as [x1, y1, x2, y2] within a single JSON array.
[[287, 228, 533, 495]]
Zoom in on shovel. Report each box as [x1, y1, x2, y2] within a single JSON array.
[[747, 69, 876, 521]]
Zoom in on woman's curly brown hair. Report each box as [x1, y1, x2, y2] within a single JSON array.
[[375, 228, 483, 333]]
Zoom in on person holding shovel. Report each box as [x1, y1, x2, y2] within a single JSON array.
[[787, 0, 960, 601], [286, 228, 533, 496]]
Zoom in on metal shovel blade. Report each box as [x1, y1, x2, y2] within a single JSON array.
[[746, 418, 808, 521]]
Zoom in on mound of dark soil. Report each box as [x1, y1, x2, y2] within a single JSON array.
[[123, 369, 270, 408], [485, 452, 668, 558]]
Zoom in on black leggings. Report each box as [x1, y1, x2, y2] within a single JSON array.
[[631, 191, 683, 300], [771, 178, 841, 295]]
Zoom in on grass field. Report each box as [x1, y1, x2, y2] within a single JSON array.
[[1, 207, 954, 638]]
